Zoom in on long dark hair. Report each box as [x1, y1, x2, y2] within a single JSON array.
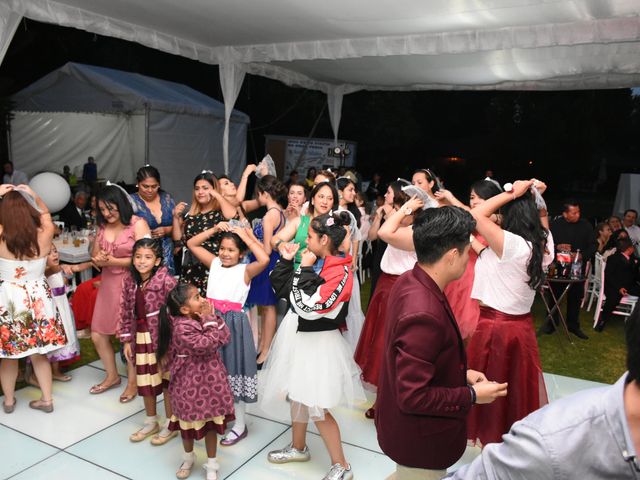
[[470, 179, 502, 200], [501, 191, 547, 289], [337, 177, 362, 228], [157, 283, 194, 362], [130, 238, 163, 285], [96, 185, 134, 226]]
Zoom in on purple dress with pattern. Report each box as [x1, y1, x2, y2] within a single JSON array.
[[167, 314, 235, 439]]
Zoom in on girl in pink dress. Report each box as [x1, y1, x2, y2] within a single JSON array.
[[89, 185, 150, 401], [157, 283, 234, 480]]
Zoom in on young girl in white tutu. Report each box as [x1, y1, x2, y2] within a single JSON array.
[[260, 211, 365, 480]]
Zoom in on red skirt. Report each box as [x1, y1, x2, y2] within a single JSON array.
[[444, 251, 479, 341], [70, 276, 101, 330], [354, 272, 399, 390], [466, 306, 548, 446]]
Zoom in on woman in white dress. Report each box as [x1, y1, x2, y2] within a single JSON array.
[[0, 184, 68, 414]]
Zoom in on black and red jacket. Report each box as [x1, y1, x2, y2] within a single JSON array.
[[270, 255, 353, 332]]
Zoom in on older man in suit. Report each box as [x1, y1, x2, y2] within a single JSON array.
[[376, 206, 507, 480]]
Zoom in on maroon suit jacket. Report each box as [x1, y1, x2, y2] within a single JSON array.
[[375, 264, 473, 470]]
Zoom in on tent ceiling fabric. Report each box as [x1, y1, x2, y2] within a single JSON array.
[[4, 0, 640, 92]]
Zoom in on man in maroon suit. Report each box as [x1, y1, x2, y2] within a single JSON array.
[[376, 206, 508, 480]]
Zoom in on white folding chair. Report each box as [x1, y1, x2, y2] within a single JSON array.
[[585, 253, 604, 311]]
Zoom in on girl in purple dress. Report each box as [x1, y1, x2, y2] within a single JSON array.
[[119, 239, 177, 445], [157, 283, 234, 480]]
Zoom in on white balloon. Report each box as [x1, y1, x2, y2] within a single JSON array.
[[29, 172, 71, 213]]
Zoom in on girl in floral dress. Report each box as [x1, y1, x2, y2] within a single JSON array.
[[157, 283, 235, 480], [187, 225, 269, 446], [0, 184, 67, 414], [25, 244, 80, 387], [119, 238, 177, 445]]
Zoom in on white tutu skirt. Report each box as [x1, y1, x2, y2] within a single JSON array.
[[343, 277, 365, 353], [259, 310, 366, 422]]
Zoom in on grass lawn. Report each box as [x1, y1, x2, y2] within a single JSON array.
[[1, 278, 626, 397]]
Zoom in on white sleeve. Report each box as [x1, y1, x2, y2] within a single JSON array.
[[499, 230, 526, 263]]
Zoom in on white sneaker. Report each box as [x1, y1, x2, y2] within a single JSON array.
[[322, 463, 353, 480], [267, 443, 311, 464]]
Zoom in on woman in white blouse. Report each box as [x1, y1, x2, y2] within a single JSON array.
[[466, 178, 553, 447]]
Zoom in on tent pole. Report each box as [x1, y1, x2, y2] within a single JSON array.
[[144, 103, 149, 166]]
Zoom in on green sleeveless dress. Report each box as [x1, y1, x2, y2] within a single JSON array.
[[293, 215, 311, 269]]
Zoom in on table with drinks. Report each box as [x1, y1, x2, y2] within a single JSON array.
[[538, 248, 585, 344], [53, 228, 94, 283]]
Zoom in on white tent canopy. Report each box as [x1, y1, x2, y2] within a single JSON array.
[[10, 62, 249, 202], [2, 0, 640, 149]]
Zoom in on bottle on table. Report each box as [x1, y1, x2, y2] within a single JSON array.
[[570, 249, 582, 279]]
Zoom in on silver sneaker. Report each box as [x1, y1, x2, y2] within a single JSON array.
[[267, 443, 311, 464], [322, 463, 353, 480]]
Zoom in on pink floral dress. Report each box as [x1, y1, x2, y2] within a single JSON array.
[[0, 257, 68, 358]]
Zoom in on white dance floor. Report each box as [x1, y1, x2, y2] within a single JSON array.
[[0, 357, 605, 480]]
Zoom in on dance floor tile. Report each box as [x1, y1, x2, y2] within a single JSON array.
[[67, 409, 290, 480], [0, 424, 59, 479], [543, 372, 606, 402], [227, 430, 395, 479], [10, 452, 125, 480], [0, 366, 144, 449]]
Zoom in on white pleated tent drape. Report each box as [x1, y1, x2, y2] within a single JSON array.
[[3, 0, 640, 163], [219, 62, 246, 175], [0, 2, 20, 64]]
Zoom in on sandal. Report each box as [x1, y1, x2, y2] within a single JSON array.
[[129, 422, 159, 442], [220, 426, 248, 446], [53, 373, 72, 382], [3, 398, 16, 414], [89, 378, 122, 395], [29, 398, 54, 413], [119, 391, 138, 404], [151, 429, 179, 446], [176, 451, 196, 479]]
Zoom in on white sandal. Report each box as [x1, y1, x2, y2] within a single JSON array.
[[176, 451, 196, 479]]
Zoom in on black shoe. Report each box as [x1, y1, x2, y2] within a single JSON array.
[[569, 328, 589, 340], [593, 322, 605, 333]]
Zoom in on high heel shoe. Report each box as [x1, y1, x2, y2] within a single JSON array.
[[29, 399, 54, 413]]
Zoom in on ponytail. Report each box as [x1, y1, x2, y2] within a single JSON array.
[[156, 283, 194, 362], [156, 305, 172, 362]]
